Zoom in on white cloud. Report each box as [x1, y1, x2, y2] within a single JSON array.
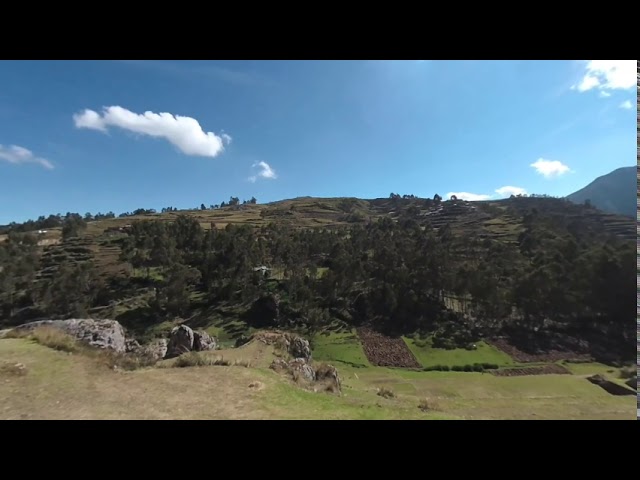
[[0, 144, 54, 170], [572, 60, 636, 94], [530, 158, 571, 178], [599, 91, 611, 98], [495, 186, 527, 197], [74, 106, 231, 157], [248, 161, 277, 183], [619, 100, 633, 109], [446, 192, 491, 201]]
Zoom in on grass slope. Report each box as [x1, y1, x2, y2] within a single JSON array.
[[1, 336, 635, 420], [404, 337, 514, 368]]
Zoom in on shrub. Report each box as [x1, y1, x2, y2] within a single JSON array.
[[377, 387, 395, 399], [451, 365, 464, 372], [424, 365, 450, 372], [481, 363, 499, 370], [472, 363, 484, 372], [463, 364, 473, 372]]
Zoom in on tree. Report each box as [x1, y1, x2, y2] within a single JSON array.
[[62, 216, 87, 240], [249, 197, 257, 204], [200, 203, 207, 211]]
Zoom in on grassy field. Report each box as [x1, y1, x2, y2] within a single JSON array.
[[0, 335, 635, 420], [312, 330, 370, 368], [403, 337, 514, 368]]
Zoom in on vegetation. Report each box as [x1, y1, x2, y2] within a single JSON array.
[[0, 195, 635, 363]]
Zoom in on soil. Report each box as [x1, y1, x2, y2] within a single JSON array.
[[491, 364, 571, 377], [357, 328, 421, 368], [488, 337, 592, 363]]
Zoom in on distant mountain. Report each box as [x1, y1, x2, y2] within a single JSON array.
[[566, 166, 636, 218]]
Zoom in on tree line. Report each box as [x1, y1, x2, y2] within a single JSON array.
[[1, 200, 632, 354]]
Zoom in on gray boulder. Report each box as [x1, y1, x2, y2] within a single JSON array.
[[289, 335, 311, 361], [289, 358, 316, 382], [12, 319, 126, 353], [193, 331, 217, 352], [141, 339, 168, 360], [166, 325, 195, 358]]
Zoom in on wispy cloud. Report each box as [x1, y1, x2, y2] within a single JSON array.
[[495, 186, 527, 197], [74, 106, 231, 158], [530, 158, 571, 178], [0, 144, 54, 170], [599, 91, 611, 98], [619, 99, 633, 110], [571, 60, 636, 94], [248, 161, 277, 183], [446, 192, 491, 201], [117, 60, 269, 87]]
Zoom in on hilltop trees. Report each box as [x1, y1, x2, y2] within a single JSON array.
[[0, 196, 634, 361], [61, 215, 87, 240]]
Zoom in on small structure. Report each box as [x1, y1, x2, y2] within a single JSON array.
[[253, 266, 271, 278]]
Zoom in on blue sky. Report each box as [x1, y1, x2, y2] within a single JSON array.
[[0, 60, 636, 224]]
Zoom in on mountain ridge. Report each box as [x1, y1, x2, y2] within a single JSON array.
[[566, 166, 636, 218]]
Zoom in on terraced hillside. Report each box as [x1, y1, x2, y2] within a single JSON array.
[[0, 194, 635, 364]]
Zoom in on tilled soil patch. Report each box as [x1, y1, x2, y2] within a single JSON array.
[[488, 338, 592, 363], [357, 328, 421, 368], [490, 364, 571, 377]]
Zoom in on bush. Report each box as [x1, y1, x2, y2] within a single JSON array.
[[377, 387, 395, 399], [481, 363, 499, 370], [424, 365, 450, 372], [463, 364, 473, 372], [451, 365, 464, 372]]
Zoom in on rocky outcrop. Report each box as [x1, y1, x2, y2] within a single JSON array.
[[289, 358, 316, 382], [315, 364, 341, 391], [289, 336, 311, 361], [269, 357, 341, 393], [165, 325, 217, 358], [252, 331, 311, 361], [12, 319, 126, 353], [127, 338, 168, 361], [166, 325, 195, 358], [193, 331, 217, 352]]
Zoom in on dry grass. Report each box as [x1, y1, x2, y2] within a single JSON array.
[[5, 326, 157, 371], [418, 397, 440, 412], [0, 361, 28, 376], [6, 326, 80, 353], [172, 352, 251, 368]]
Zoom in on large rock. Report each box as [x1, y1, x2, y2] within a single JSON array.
[[251, 331, 311, 361], [288, 358, 316, 382], [193, 331, 217, 352], [289, 335, 311, 361], [315, 363, 341, 391], [165, 325, 217, 358], [141, 339, 169, 360], [166, 325, 195, 358], [12, 319, 126, 353]]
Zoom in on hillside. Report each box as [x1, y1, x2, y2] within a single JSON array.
[[0, 195, 636, 364], [566, 166, 637, 218]]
